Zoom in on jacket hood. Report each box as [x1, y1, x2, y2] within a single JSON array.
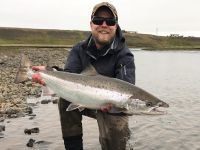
[[113, 25, 125, 50]]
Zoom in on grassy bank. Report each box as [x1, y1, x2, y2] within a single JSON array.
[[0, 27, 200, 50]]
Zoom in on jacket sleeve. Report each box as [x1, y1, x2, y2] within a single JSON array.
[[63, 44, 83, 73], [115, 52, 135, 85]]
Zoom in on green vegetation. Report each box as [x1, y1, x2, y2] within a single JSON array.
[[124, 32, 200, 50], [0, 27, 90, 45], [0, 27, 200, 50]]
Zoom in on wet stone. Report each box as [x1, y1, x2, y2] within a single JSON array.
[[41, 99, 51, 104], [52, 99, 58, 104], [0, 132, 4, 138], [25, 106, 33, 114], [7, 114, 18, 118], [24, 129, 31, 135], [26, 138, 36, 147], [28, 113, 36, 117], [0, 125, 5, 132], [0, 117, 5, 122], [29, 116, 35, 120], [31, 127, 40, 133], [5, 108, 19, 115], [0, 59, 5, 65], [35, 140, 52, 145], [24, 127, 39, 135], [25, 81, 33, 87]]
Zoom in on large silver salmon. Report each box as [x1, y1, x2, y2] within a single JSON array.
[[15, 54, 169, 115]]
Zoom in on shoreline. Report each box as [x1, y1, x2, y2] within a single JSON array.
[[0, 48, 69, 120], [0, 45, 200, 51], [0, 44, 73, 49]]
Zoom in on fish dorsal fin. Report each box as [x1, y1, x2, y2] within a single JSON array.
[[66, 103, 85, 111], [81, 64, 98, 76]]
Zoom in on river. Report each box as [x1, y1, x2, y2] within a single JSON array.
[[0, 50, 200, 150]]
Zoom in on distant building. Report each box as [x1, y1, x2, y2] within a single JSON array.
[[122, 30, 138, 34], [169, 34, 183, 37], [129, 31, 138, 34]]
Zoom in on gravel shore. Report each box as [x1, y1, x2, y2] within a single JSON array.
[[0, 48, 69, 119]]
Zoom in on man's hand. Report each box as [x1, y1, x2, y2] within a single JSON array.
[[100, 104, 113, 112], [32, 66, 46, 85]]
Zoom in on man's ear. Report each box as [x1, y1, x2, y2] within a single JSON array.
[[90, 21, 93, 29], [114, 24, 118, 30]]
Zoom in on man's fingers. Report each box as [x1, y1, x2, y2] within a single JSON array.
[[39, 80, 45, 86], [32, 73, 45, 85], [31, 66, 46, 85], [32, 73, 41, 81], [101, 104, 112, 112], [32, 66, 46, 71]]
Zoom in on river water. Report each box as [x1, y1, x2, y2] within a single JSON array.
[[0, 50, 200, 150]]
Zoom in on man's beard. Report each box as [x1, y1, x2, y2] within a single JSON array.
[[93, 35, 114, 47]]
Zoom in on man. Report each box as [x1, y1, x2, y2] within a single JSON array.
[[33, 2, 135, 150]]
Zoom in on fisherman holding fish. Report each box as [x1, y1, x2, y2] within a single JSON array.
[[15, 1, 168, 149], [33, 2, 135, 150]]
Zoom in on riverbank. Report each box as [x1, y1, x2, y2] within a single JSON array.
[[0, 44, 72, 49], [0, 48, 69, 120], [0, 48, 103, 149]]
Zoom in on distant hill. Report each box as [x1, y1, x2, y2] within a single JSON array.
[[0, 27, 200, 50], [0, 27, 90, 46]]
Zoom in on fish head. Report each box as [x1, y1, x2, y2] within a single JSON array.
[[126, 92, 169, 115]]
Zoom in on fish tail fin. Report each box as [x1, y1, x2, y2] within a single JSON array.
[[14, 53, 32, 83]]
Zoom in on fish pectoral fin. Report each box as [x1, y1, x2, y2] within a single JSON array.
[[78, 107, 85, 112], [108, 107, 127, 113], [66, 103, 85, 111], [109, 107, 133, 116]]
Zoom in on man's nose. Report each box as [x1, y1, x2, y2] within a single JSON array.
[[101, 21, 108, 26]]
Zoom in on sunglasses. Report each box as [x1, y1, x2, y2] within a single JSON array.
[[92, 17, 117, 26]]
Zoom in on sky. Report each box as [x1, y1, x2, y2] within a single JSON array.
[[1, 0, 200, 37]]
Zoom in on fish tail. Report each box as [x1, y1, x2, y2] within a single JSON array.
[[14, 53, 32, 83]]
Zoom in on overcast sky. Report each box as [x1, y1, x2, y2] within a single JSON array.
[[1, 0, 200, 37]]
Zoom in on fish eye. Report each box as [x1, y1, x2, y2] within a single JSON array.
[[146, 102, 152, 107], [157, 102, 162, 106]]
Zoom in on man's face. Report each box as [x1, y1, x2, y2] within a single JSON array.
[[90, 9, 117, 48]]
